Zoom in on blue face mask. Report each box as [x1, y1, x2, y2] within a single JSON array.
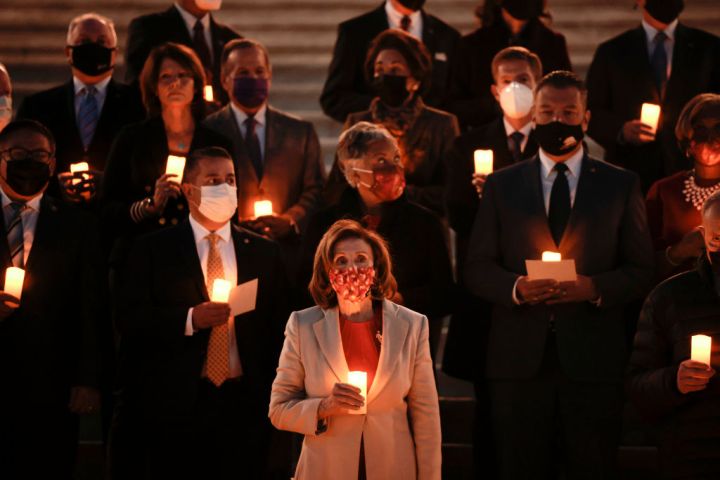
[[232, 77, 269, 109]]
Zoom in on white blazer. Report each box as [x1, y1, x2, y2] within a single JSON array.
[[269, 299, 441, 480]]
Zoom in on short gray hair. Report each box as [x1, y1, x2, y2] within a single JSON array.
[[702, 191, 720, 217], [67, 13, 117, 47], [336, 122, 397, 165]]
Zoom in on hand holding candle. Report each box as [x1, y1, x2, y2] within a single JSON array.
[[347, 371, 368, 415], [640, 103, 661, 135], [254, 200, 273, 218], [165, 155, 186, 184], [4, 267, 24, 302], [211, 279, 232, 303], [691, 335, 712, 367], [474, 149, 493, 175], [677, 335, 715, 394]]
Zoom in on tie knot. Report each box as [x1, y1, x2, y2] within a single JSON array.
[[244, 116, 256, 130], [553, 162, 569, 174], [194, 20, 205, 32], [83, 86, 97, 96], [654, 31, 668, 44], [400, 15, 411, 31], [510, 131, 524, 143], [8, 202, 26, 214], [206, 232, 220, 247]]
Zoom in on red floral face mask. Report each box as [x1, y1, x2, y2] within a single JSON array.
[[328, 266, 375, 303]]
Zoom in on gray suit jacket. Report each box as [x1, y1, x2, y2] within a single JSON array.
[[203, 104, 324, 232]]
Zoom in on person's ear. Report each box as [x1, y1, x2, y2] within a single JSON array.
[[582, 109, 591, 132], [491, 84, 500, 103], [65, 46, 73, 65], [181, 182, 194, 199]]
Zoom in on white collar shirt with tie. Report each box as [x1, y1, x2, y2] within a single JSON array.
[[538, 146, 584, 213], [185, 214, 242, 378], [503, 117, 533, 153], [72, 75, 110, 120], [174, 2, 213, 63], [385, 0, 423, 40], [231, 102, 267, 161], [641, 18, 678, 79], [0, 187, 42, 266]]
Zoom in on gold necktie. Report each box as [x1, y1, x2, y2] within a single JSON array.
[[205, 233, 229, 386]]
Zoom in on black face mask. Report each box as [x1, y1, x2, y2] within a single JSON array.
[[397, 0, 425, 11], [70, 43, 114, 77], [533, 121, 585, 156], [502, 0, 542, 20], [644, 0, 684, 25], [373, 75, 411, 108], [4, 160, 51, 196]]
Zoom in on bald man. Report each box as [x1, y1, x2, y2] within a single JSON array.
[[17, 13, 145, 205], [0, 64, 12, 132]]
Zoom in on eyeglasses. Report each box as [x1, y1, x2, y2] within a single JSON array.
[[0, 148, 54, 163]]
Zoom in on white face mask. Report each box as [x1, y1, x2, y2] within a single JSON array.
[[194, 183, 237, 223], [194, 0, 222, 10], [0, 96, 12, 131], [498, 82, 534, 119]]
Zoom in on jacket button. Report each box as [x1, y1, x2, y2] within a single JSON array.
[[177, 203, 184, 210], [244, 238, 250, 244], [159, 217, 166, 225], [171, 218, 178, 225]]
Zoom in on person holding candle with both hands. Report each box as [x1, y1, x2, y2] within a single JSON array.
[[270, 219, 441, 480], [627, 190, 720, 479]]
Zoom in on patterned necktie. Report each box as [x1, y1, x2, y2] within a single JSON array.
[[6, 202, 26, 268], [650, 31, 668, 97], [509, 131, 525, 163], [244, 116, 263, 180], [205, 232, 229, 387], [548, 162, 570, 247], [77, 86, 98, 150], [193, 20, 213, 73], [400, 15, 411, 32]]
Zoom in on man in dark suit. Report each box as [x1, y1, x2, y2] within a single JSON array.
[[447, 0, 571, 130], [586, 0, 720, 193], [205, 39, 324, 281], [125, 0, 241, 105], [109, 146, 288, 479], [320, 0, 459, 123], [465, 71, 654, 478], [0, 120, 103, 479], [444, 45, 541, 479], [17, 13, 145, 204]]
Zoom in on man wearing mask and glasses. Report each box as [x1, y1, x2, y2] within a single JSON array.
[[110, 146, 288, 479], [320, 0, 459, 123], [587, 0, 720, 193], [465, 71, 654, 479], [0, 120, 103, 479], [17, 13, 145, 205]]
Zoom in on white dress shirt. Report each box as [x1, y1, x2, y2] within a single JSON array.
[[385, 0, 423, 40], [0, 187, 42, 266], [185, 214, 242, 378], [174, 2, 213, 64], [231, 102, 267, 162], [73, 75, 110, 120], [503, 117, 533, 154], [642, 18, 678, 79]]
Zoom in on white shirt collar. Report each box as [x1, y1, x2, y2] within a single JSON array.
[[502, 117, 533, 138], [538, 146, 584, 180], [641, 18, 678, 43], [0, 186, 43, 211], [230, 102, 267, 128], [72, 75, 111, 96], [189, 213, 232, 245], [384, 0, 422, 29], [175, 2, 210, 31]]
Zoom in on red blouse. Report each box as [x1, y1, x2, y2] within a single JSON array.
[[646, 170, 702, 251], [339, 308, 382, 389]]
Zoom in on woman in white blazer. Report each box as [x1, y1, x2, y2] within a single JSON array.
[[269, 216, 441, 480]]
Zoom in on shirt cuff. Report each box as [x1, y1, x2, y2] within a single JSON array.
[[185, 308, 195, 336], [511, 277, 523, 305]]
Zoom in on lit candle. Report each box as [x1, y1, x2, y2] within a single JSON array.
[[474, 149, 494, 175], [70, 162, 89, 174], [4, 267, 25, 301], [640, 103, 661, 135], [211, 279, 232, 303], [204, 85, 214, 103], [542, 251, 562, 262], [254, 200, 273, 218], [691, 334, 712, 367], [347, 371, 367, 415], [165, 155, 186, 183]]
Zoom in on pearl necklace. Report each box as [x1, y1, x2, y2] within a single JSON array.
[[683, 172, 720, 211]]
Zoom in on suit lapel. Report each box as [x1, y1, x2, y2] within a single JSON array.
[[24, 196, 60, 274], [559, 154, 598, 249], [209, 16, 225, 69], [421, 11, 436, 53], [368, 299, 408, 403], [167, 6, 194, 45], [260, 107, 281, 188], [313, 307, 349, 384], [177, 220, 208, 300]]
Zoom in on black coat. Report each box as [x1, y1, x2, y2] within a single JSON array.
[[124, 6, 241, 105], [16, 78, 145, 192], [447, 18, 571, 130], [298, 188, 454, 322], [587, 24, 720, 193], [319, 3, 460, 123], [116, 220, 288, 418], [465, 155, 654, 381], [627, 255, 720, 478]]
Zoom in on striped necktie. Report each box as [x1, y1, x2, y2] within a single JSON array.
[[205, 232, 230, 386], [6, 202, 26, 268], [77, 86, 99, 150]]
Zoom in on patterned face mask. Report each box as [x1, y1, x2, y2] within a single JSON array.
[[328, 266, 375, 303]]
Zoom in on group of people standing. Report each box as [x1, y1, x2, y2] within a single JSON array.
[[0, 0, 719, 479]]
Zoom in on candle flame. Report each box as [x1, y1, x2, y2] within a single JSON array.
[[542, 251, 562, 262]]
